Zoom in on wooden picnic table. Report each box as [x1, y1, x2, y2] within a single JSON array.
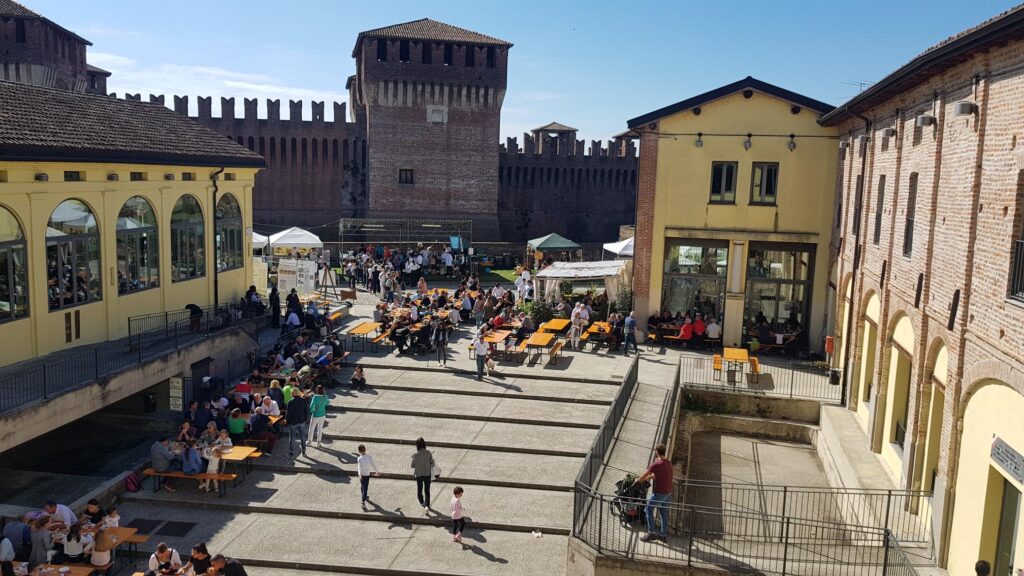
[[524, 331, 555, 355], [348, 321, 382, 351], [587, 321, 612, 335], [240, 413, 283, 426], [218, 445, 260, 485], [723, 346, 749, 370], [483, 330, 513, 344], [545, 318, 570, 332]]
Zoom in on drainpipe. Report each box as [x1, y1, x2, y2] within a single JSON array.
[[839, 111, 871, 408], [211, 167, 224, 318]]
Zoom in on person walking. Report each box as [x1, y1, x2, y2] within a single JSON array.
[[356, 444, 381, 509], [450, 486, 466, 543], [287, 389, 311, 456], [411, 437, 438, 514], [268, 286, 281, 328], [307, 385, 330, 447], [471, 332, 487, 380], [431, 317, 449, 367], [636, 443, 673, 542], [569, 303, 584, 350], [623, 311, 639, 356]]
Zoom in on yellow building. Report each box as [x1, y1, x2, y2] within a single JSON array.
[[628, 77, 838, 352], [0, 80, 264, 366]]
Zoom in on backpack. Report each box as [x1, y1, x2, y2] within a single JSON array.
[[124, 471, 142, 493]]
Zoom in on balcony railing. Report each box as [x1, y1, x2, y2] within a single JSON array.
[[1010, 240, 1024, 302]]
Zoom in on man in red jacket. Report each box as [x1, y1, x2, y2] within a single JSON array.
[[636, 443, 674, 542]]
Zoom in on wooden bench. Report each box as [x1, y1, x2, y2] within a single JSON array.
[[514, 340, 529, 363], [578, 331, 590, 350], [749, 357, 761, 384], [142, 467, 236, 497], [548, 341, 564, 365], [712, 354, 723, 381], [646, 332, 658, 350], [243, 438, 269, 450], [704, 337, 722, 350], [370, 333, 392, 353], [663, 335, 689, 348]]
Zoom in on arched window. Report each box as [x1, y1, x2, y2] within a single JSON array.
[[0, 206, 28, 321], [46, 199, 101, 310], [171, 195, 205, 282], [116, 196, 159, 295], [216, 194, 243, 272]]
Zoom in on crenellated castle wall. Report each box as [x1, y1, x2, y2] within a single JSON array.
[[119, 93, 368, 235], [498, 134, 638, 242]]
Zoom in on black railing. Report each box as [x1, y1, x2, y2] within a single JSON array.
[[673, 480, 933, 546], [573, 487, 921, 575], [0, 306, 264, 416], [677, 356, 841, 402], [1010, 240, 1024, 302]]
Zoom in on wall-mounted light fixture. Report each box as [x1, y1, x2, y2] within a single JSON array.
[[856, 135, 870, 147], [787, 134, 796, 151], [107, 173, 119, 181], [695, 132, 703, 148], [743, 133, 752, 150], [839, 140, 849, 150], [164, 173, 175, 181], [882, 128, 897, 138], [953, 101, 976, 116], [916, 114, 936, 127], [34, 173, 48, 182]]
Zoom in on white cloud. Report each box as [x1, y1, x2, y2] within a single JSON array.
[[91, 52, 346, 121]]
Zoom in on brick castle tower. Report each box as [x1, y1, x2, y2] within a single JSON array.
[[350, 19, 512, 238]]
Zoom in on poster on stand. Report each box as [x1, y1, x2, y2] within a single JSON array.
[[253, 257, 269, 296], [278, 259, 298, 294], [296, 260, 318, 295]]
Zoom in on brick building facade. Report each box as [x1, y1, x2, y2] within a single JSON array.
[[823, 6, 1024, 573]]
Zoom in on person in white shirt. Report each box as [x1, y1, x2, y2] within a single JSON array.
[[705, 317, 722, 340], [441, 251, 453, 276], [148, 542, 182, 574], [261, 396, 281, 417], [446, 307, 461, 325], [493, 284, 506, 299], [44, 501, 77, 530], [409, 306, 419, 322], [0, 535, 14, 562], [357, 444, 381, 509]]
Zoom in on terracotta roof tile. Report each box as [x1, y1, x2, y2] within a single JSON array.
[[534, 122, 577, 132], [0, 0, 39, 18], [0, 81, 265, 167]]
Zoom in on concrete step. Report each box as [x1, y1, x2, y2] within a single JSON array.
[[327, 411, 600, 454], [327, 387, 608, 428], [250, 441, 583, 488], [317, 432, 586, 458], [368, 383, 612, 405], [124, 469, 574, 531], [116, 501, 569, 576], [338, 368, 619, 401]]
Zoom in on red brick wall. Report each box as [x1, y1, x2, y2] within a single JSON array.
[[632, 127, 659, 299]]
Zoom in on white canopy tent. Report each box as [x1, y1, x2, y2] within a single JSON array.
[[269, 227, 322, 249], [603, 237, 634, 258], [251, 231, 269, 247], [536, 260, 632, 304]]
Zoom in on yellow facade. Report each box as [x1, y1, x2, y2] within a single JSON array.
[[639, 89, 838, 350], [0, 161, 258, 366], [948, 382, 1024, 576]]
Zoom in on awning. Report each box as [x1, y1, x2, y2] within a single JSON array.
[[269, 227, 322, 249], [603, 237, 634, 258], [528, 232, 580, 251], [251, 231, 269, 246], [535, 260, 632, 305]]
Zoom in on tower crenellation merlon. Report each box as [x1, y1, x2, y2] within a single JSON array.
[[113, 94, 358, 128], [499, 133, 637, 161]]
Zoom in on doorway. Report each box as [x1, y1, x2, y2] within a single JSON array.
[[995, 477, 1020, 576]]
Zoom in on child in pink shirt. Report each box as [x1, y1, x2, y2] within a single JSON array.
[[451, 486, 465, 543]]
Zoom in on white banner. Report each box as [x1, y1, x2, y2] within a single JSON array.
[[277, 259, 298, 294], [253, 257, 269, 296]]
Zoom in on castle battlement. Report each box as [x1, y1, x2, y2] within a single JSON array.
[[499, 134, 637, 161], [114, 93, 356, 130]]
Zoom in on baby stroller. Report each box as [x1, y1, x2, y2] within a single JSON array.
[[611, 473, 650, 526]]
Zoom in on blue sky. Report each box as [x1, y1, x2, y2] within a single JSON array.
[[31, 0, 1018, 142]]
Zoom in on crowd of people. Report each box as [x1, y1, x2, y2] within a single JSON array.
[[0, 500, 133, 574]]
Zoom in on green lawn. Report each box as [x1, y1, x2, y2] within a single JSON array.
[[421, 268, 520, 284]]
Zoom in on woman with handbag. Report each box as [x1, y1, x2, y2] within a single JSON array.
[[411, 437, 439, 514]]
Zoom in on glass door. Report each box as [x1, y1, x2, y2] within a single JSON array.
[[995, 478, 1020, 576]]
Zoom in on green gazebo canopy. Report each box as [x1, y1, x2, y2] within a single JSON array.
[[528, 232, 581, 251]]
